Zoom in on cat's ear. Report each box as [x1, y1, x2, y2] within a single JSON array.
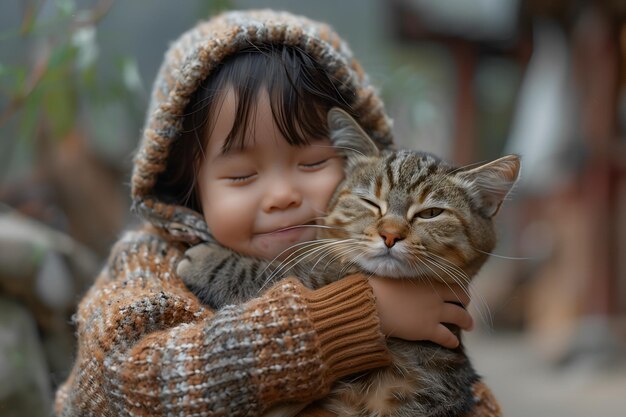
[[327, 107, 380, 161], [457, 155, 521, 218]]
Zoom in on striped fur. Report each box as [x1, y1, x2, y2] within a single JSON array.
[[177, 109, 519, 417]]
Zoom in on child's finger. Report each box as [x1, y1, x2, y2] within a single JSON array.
[[431, 324, 460, 349], [440, 303, 474, 331]]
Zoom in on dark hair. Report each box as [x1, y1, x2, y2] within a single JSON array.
[[155, 44, 358, 212]]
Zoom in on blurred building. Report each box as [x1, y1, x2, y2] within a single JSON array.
[[386, 0, 626, 367]]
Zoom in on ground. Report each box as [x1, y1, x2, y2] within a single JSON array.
[[466, 331, 626, 417]]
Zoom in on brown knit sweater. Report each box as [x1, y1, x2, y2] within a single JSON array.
[[54, 225, 502, 417], [54, 224, 392, 416]]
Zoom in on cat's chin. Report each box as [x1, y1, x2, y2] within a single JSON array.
[[357, 256, 420, 279]]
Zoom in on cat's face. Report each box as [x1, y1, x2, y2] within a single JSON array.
[[320, 108, 520, 283]]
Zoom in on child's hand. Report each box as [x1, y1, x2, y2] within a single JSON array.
[[366, 275, 473, 348]]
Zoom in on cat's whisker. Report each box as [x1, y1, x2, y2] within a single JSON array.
[[411, 255, 468, 311], [322, 247, 366, 276], [277, 218, 353, 235], [259, 239, 340, 289], [406, 257, 434, 283], [311, 244, 350, 271], [298, 224, 348, 231], [284, 224, 329, 230], [402, 248, 441, 280], [468, 285, 493, 330], [472, 247, 533, 261], [422, 251, 504, 328], [420, 251, 471, 284], [315, 242, 367, 271], [258, 230, 352, 279], [338, 258, 362, 277], [410, 257, 454, 297], [429, 253, 482, 316], [426, 262, 471, 300], [263, 239, 361, 288], [313, 241, 370, 280], [421, 254, 492, 328], [307, 240, 361, 272], [265, 238, 332, 264], [419, 254, 474, 302], [331, 246, 368, 277], [422, 257, 471, 297], [258, 238, 335, 280], [417, 257, 489, 336], [261, 258, 316, 291]]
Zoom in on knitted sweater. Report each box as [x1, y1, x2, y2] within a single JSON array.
[[54, 225, 502, 417], [54, 225, 392, 416]]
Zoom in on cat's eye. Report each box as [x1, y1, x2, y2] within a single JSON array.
[[360, 197, 381, 211], [416, 208, 444, 219]]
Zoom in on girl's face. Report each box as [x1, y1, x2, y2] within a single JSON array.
[[197, 89, 345, 260]]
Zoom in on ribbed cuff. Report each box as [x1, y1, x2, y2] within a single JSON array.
[[301, 274, 391, 381]]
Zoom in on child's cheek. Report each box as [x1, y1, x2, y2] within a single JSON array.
[[317, 162, 345, 208]]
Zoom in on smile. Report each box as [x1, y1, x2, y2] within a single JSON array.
[[252, 222, 318, 260], [257, 221, 317, 236]]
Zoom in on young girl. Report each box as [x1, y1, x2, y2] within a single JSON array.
[[55, 10, 499, 416]]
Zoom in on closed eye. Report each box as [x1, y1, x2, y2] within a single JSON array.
[[300, 159, 329, 169], [360, 197, 381, 212], [226, 173, 256, 184], [416, 207, 444, 219]]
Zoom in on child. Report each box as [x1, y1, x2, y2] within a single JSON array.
[[55, 10, 499, 416]]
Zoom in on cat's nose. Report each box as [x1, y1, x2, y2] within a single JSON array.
[[379, 230, 404, 248]]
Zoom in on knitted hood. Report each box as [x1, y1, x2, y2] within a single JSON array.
[[130, 9, 394, 243]]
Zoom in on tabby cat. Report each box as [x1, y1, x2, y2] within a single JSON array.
[[176, 108, 520, 417]]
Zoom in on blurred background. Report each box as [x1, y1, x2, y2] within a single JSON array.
[[1, 0, 625, 416]]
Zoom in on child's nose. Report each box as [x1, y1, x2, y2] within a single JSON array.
[[262, 180, 302, 212]]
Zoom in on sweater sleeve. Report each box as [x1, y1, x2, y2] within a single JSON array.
[[54, 226, 391, 417]]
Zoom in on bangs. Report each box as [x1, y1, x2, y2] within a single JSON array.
[[200, 45, 356, 153]]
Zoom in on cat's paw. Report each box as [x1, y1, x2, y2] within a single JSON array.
[[176, 243, 215, 280]]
